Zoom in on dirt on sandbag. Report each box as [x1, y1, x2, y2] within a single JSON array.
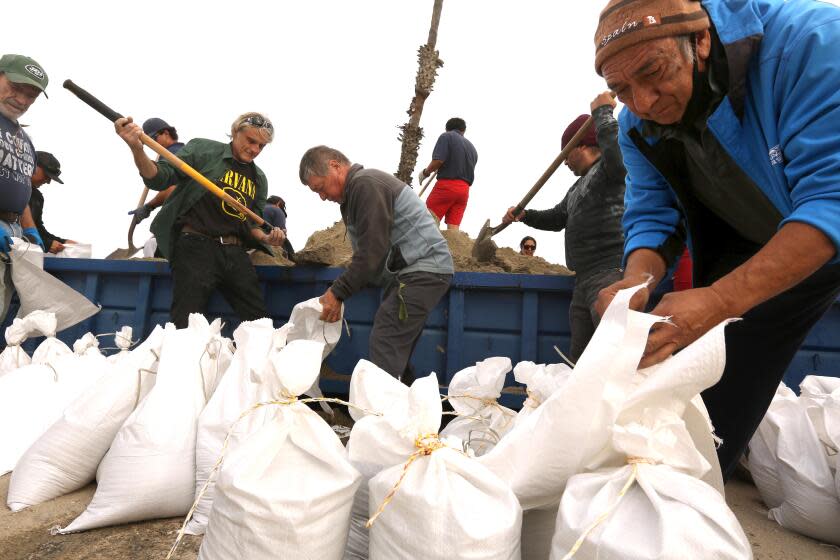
[[440, 230, 574, 275], [249, 246, 295, 267], [294, 221, 353, 268], [295, 222, 573, 275]]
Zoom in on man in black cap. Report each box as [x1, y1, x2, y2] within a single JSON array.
[[0, 53, 49, 319], [29, 151, 76, 254], [127, 117, 185, 223]]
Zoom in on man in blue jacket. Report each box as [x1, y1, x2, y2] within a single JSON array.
[[592, 0, 840, 480]]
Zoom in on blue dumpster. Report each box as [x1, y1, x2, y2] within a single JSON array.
[[3, 258, 838, 404]]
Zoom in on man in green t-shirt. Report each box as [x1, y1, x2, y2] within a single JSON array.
[[114, 112, 286, 327]]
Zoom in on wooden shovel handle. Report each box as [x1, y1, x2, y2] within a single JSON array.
[[64, 79, 271, 233]]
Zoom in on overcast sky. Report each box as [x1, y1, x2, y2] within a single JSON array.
[[12, 1, 835, 265]]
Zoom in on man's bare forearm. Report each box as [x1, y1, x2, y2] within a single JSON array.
[[623, 248, 668, 286], [131, 146, 159, 179], [711, 222, 835, 317]]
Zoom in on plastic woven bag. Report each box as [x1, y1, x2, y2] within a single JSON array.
[[551, 321, 752, 560], [748, 383, 798, 508], [198, 339, 360, 560], [0, 317, 32, 374], [7, 326, 164, 511], [441, 357, 516, 456], [513, 361, 572, 427]]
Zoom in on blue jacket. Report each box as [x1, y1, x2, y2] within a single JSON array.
[[620, 0, 840, 264]]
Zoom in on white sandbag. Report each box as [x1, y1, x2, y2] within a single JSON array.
[[345, 360, 411, 560], [11, 251, 100, 332], [748, 383, 798, 509], [106, 326, 134, 364], [479, 285, 661, 509], [0, 352, 112, 476], [72, 333, 102, 357], [198, 339, 361, 560], [799, 375, 840, 465], [354, 373, 522, 560], [27, 311, 73, 365], [0, 317, 32, 374], [551, 321, 752, 560], [143, 236, 157, 258], [825, 390, 840, 498], [521, 506, 559, 560], [7, 326, 165, 511], [186, 318, 277, 536], [58, 315, 225, 532], [768, 396, 840, 545], [441, 357, 516, 456], [10, 237, 44, 268], [513, 361, 572, 426], [52, 242, 92, 259]]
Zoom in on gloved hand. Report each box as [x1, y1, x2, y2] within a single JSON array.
[[128, 203, 153, 223], [22, 227, 45, 251], [418, 168, 430, 184], [0, 235, 11, 254]]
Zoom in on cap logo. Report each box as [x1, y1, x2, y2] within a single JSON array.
[[25, 64, 45, 80], [598, 14, 661, 49]]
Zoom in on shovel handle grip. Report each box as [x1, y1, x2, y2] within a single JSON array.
[[63, 80, 124, 122]]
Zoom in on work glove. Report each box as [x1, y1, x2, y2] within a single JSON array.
[[128, 203, 153, 223], [22, 227, 45, 251], [418, 168, 430, 184], [0, 235, 10, 254]]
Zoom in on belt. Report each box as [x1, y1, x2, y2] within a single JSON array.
[[0, 211, 21, 224], [181, 224, 243, 246]]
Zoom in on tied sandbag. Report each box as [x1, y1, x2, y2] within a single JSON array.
[[72, 332, 102, 357], [186, 318, 279, 536], [551, 320, 752, 560], [768, 394, 840, 545], [344, 360, 411, 559], [440, 357, 516, 456], [58, 315, 229, 533], [513, 361, 572, 427], [748, 383, 798, 508], [198, 339, 361, 560], [479, 285, 662, 510], [106, 326, 135, 364], [799, 376, 840, 466], [353, 373, 522, 560], [0, 317, 32, 374], [27, 311, 73, 365], [7, 326, 165, 511], [0, 352, 112, 476]]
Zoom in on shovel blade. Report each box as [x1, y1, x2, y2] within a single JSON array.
[[106, 246, 139, 260], [472, 219, 499, 262]]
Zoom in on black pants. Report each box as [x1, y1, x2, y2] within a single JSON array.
[[696, 248, 840, 481], [568, 268, 624, 362], [170, 233, 269, 329], [369, 271, 452, 385]]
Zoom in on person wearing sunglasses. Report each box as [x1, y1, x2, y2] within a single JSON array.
[[114, 111, 286, 327], [519, 236, 537, 256], [127, 117, 186, 225], [502, 91, 626, 363]]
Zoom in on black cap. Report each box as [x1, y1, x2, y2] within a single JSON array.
[[142, 117, 174, 138], [36, 151, 63, 184]]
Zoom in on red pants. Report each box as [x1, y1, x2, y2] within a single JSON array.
[[426, 179, 470, 226]]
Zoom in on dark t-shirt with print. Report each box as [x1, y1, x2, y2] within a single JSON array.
[[0, 113, 36, 213], [178, 153, 257, 238]]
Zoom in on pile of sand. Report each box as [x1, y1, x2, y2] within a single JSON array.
[[293, 221, 573, 275], [249, 246, 295, 267]]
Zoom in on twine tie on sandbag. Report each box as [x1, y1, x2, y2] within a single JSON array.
[[559, 456, 655, 560], [166, 395, 382, 560], [553, 345, 576, 368], [366, 433, 451, 528], [95, 331, 138, 353]]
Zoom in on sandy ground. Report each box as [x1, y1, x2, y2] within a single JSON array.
[[1, 471, 838, 559]]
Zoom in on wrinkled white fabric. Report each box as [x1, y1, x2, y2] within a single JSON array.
[[513, 361, 572, 427], [199, 339, 360, 560], [441, 357, 516, 456], [7, 326, 165, 510], [0, 353, 112, 476], [0, 317, 31, 374], [59, 315, 224, 532], [72, 333, 101, 357], [551, 321, 752, 560], [748, 383, 798, 509]]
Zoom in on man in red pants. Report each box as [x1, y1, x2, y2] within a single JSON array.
[[419, 117, 478, 231]]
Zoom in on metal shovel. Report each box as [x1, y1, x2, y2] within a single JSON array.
[[105, 187, 148, 260], [472, 111, 599, 262]]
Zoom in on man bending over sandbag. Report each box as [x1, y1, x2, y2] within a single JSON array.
[[592, 0, 840, 481], [299, 146, 453, 385]]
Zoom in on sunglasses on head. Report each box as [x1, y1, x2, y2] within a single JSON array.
[[243, 115, 274, 131]]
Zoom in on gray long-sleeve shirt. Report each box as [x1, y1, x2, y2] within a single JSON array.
[[523, 105, 625, 276]]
